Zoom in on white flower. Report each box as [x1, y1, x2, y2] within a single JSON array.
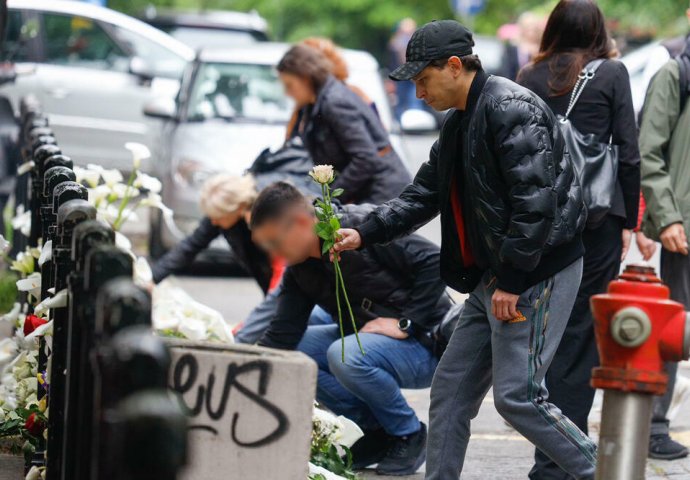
[[11, 252, 35, 275], [25, 466, 42, 480], [110, 183, 140, 199], [0, 234, 9, 254], [312, 406, 363, 448], [0, 303, 22, 325], [133, 171, 162, 193], [125, 142, 151, 170], [309, 164, 335, 184], [73, 166, 101, 188], [16, 272, 41, 301], [17, 160, 35, 176], [134, 257, 153, 287], [25, 320, 52, 342], [114, 231, 132, 252], [34, 289, 67, 317], [86, 164, 123, 187], [178, 317, 207, 341], [38, 240, 52, 267], [88, 185, 112, 206], [139, 193, 173, 218], [0, 338, 17, 368], [12, 205, 31, 238]]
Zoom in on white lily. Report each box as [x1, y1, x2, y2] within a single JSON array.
[[25, 320, 52, 342], [178, 316, 207, 341], [133, 171, 162, 193], [17, 160, 35, 176], [16, 272, 41, 301], [0, 233, 9, 254], [38, 240, 52, 267], [11, 251, 35, 275], [0, 338, 17, 367], [34, 289, 67, 317], [12, 205, 31, 237], [73, 165, 101, 188], [134, 257, 153, 287], [114, 231, 132, 252], [0, 303, 22, 325], [125, 142, 151, 170]]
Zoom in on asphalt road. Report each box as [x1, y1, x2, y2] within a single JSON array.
[[157, 134, 690, 478]]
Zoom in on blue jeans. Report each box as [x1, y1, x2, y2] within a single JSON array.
[[235, 284, 331, 344], [298, 324, 438, 437]]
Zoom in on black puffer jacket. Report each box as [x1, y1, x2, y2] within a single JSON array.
[[258, 204, 451, 351], [300, 75, 411, 204], [358, 70, 586, 294]]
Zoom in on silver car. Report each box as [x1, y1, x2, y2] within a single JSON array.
[[144, 42, 411, 257], [1, 0, 194, 172]]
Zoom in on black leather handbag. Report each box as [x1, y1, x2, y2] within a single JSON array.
[[558, 59, 619, 227]]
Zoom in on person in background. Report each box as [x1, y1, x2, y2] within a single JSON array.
[[500, 12, 545, 81], [334, 19, 595, 480], [636, 36, 690, 459], [285, 37, 377, 138], [151, 172, 329, 344], [517, 1, 640, 478], [252, 182, 450, 476], [388, 18, 425, 119], [277, 44, 411, 204]]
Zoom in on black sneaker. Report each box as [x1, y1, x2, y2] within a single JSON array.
[[649, 434, 689, 460], [375, 423, 427, 476], [348, 428, 395, 470]]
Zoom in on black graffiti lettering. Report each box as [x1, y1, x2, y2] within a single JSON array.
[[171, 353, 203, 416], [230, 362, 289, 448], [170, 356, 289, 447]]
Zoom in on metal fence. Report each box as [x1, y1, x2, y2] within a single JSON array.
[[16, 97, 188, 480]]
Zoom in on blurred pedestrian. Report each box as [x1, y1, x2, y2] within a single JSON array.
[[151, 157, 329, 344], [500, 12, 545, 81], [637, 34, 690, 459], [517, 0, 640, 477], [334, 19, 595, 480], [388, 18, 425, 119], [252, 182, 450, 475], [285, 37, 376, 138], [277, 44, 410, 204]]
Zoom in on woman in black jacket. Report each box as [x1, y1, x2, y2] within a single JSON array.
[[277, 44, 411, 204], [517, 1, 640, 478]]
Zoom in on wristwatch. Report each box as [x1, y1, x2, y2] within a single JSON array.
[[398, 318, 413, 333]]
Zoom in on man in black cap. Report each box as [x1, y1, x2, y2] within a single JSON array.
[[334, 20, 597, 479]]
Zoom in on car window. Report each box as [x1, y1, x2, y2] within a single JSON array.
[[163, 27, 259, 50], [187, 62, 293, 123], [109, 25, 187, 79], [41, 13, 129, 71], [3, 10, 36, 62]]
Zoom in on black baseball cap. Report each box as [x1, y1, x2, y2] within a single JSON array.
[[390, 20, 475, 81]]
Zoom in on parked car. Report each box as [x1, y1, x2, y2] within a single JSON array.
[[0, 0, 194, 172], [144, 42, 410, 258], [141, 8, 269, 50]]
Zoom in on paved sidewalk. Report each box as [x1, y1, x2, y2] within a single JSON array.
[[362, 369, 690, 479]]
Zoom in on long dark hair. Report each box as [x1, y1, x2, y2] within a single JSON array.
[[277, 44, 333, 93], [532, 0, 617, 96]]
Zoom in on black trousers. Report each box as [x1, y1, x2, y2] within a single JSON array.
[[529, 216, 623, 480]]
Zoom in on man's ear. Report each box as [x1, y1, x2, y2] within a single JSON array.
[[447, 56, 463, 77]]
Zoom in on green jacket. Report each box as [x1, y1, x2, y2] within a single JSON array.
[[639, 59, 690, 241]]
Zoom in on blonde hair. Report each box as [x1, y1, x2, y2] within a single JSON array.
[[199, 174, 257, 219]]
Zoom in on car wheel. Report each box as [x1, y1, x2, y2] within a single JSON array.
[[148, 208, 168, 259]]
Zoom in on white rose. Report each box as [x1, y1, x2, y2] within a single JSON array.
[[309, 164, 335, 184]]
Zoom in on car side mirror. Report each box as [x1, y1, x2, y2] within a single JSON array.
[[400, 109, 438, 134], [129, 56, 156, 82], [143, 97, 176, 120]]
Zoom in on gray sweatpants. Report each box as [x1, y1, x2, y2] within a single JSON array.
[[426, 258, 597, 480]]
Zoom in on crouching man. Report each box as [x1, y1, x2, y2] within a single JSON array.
[[251, 182, 450, 476]]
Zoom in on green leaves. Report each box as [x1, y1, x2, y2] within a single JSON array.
[[331, 188, 344, 198]]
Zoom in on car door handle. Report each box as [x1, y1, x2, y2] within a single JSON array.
[[46, 88, 69, 99]]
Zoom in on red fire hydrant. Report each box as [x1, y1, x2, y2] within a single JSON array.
[[590, 264, 690, 480]]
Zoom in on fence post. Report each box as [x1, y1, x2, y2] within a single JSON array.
[[45, 193, 94, 480], [92, 278, 187, 480], [64, 241, 129, 480]]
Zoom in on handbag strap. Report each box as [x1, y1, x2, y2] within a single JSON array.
[[563, 59, 606, 119]]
